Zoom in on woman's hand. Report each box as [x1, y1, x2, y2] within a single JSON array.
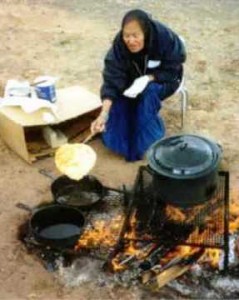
[[91, 111, 109, 134], [91, 99, 112, 134]]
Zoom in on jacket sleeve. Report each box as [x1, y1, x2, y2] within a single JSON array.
[[152, 25, 186, 83], [100, 45, 128, 102]]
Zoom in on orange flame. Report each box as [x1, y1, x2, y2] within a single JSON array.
[[166, 205, 186, 222], [74, 190, 239, 271], [202, 248, 221, 267], [229, 198, 239, 233], [75, 214, 124, 251]]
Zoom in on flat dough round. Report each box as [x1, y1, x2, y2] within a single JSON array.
[[55, 143, 97, 180]]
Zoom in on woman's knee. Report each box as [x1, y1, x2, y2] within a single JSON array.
[[142, 82, 163, 97], [138, 82, 163, 113]]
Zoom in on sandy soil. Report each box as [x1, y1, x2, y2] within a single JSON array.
[[0, 0, 238, 299]]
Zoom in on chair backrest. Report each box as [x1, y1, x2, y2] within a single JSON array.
[[175, 35, 186, 94], [175, 75, 185, 94], [179, 35, 186, 46]]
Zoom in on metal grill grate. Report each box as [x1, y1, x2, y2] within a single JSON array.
[[131, 167, 229, 270]]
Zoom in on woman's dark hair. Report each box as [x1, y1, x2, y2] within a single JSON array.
[[121, 9, 151, 39]]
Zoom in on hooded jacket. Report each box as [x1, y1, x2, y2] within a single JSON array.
[[100, 15, 186, 102]]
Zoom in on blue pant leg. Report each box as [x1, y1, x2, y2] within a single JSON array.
[[134, 82, 166, 158], [102, 83, 165, 161], [102, 98, 131, 159]]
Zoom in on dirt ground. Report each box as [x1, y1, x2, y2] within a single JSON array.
[[0, 0, 238, 299]]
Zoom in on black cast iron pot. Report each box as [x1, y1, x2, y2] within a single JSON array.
[[146, 134, 222, 208]]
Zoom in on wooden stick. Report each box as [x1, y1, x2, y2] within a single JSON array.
[[82, 132, 95, 144], [156, 264, 191, 289], [144, 249, 204, 290], [144, 264, 191, 291]]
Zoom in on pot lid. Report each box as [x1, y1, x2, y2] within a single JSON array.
[[147, 135, 221, 178]]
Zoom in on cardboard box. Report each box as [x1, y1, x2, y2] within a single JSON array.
[[0, 86, 102, 163]]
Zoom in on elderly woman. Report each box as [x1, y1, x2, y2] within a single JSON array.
[[91, 9, 186, 161]]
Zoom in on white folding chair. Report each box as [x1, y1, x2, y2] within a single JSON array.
[[161, 36, 188, 129], [176, 36, 189, 129], [174, 75, 189, 129]]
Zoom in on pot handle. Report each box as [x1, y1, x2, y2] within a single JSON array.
[[16, 202, 33, 213], [152, 138, 185, 162], [217, 143, 223, 153], [39, 169, 57, 181], [166, 137, 184, 146], [179, 142, 188, 151], [55, 196, 68, 205]]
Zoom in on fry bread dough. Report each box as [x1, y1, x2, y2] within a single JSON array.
[[55, 143, 97, 180]]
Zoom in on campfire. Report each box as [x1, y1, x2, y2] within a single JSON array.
[[74, 168, 232, 278], [18, 163, 239, 298]]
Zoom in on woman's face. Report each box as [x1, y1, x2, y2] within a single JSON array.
[[122, 20, 145, 53]]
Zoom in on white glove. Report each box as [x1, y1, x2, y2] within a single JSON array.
[[123, 75, 150, 98]]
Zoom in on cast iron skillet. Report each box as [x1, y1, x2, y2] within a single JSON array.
[[39, 169, 122, 208], [39, 170, 105, 208], [52, 175, 106, 208], [16, 203, 85, 249]]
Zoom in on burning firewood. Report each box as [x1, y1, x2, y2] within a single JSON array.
[[154, 264, 192, 290], [143, 249, 204, 290]]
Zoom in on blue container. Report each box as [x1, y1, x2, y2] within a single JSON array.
[[35, 80, 56, 103]]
